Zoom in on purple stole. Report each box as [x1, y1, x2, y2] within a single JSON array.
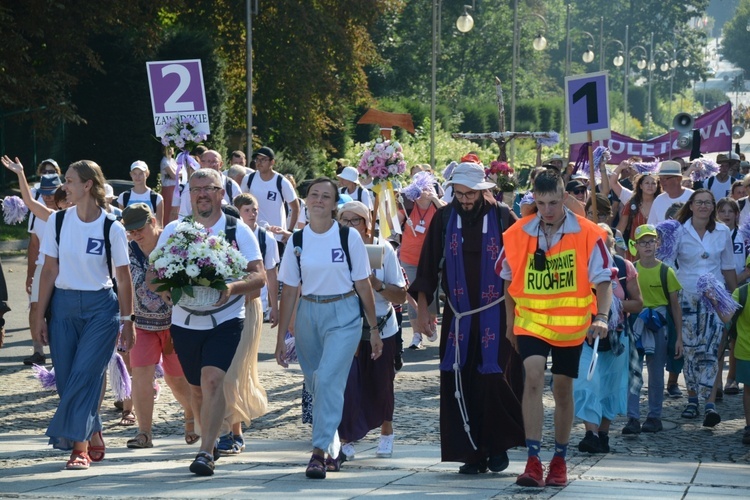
[[440, 207, 503, 374]]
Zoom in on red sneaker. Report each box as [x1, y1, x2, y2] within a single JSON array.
[[545, 456, 567, 487], [516, 456, 544, 487]]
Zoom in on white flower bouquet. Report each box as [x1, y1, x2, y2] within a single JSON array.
[[149, 219, 249, 307], [158, 115, 207, 151]]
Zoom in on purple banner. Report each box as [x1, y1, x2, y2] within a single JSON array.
[[569, 102, 733, 164]]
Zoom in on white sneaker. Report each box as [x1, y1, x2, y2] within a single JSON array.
[[376, 434, 394, 458], [426, 322, 438, 342], [408, 332, 423, 349], [341, 442, 356, 461]]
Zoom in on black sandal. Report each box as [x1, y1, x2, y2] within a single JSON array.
[[326, 452, 344, 472], [681, 403, 699, 419], [306, 453, 326, 479]]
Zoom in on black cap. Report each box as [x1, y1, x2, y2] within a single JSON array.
[[566, 180, 585, 192], [252, 146, 275, 160]]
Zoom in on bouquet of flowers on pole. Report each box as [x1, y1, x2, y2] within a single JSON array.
[[149, 219, 248, 308], [156, 115, 208, 199], [357, 138, 407, 238]]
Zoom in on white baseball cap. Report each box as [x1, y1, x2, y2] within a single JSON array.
[[130, 160, 148, 171]]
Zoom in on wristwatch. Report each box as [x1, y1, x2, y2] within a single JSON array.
[[120, 314, 136, 322], [376, 282, 386, 293]]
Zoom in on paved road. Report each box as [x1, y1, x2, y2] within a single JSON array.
[[1, 251, 749, 497]]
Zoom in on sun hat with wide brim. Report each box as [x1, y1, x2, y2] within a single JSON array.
[[447, 162, 495, 190]]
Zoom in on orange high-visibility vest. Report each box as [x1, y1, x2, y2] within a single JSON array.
[[504, 215, 608, 347]]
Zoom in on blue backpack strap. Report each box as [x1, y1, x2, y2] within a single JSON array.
[[258, 228, 267, 260], [55, 209, 66, 247], [246, 172, 256, 191], [224, 214, 238, 246], [150, 191, 158, 210]]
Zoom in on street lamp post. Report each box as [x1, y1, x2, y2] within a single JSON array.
[[510, 3, 548, 135], [246, 0, 258, 160], [509, 2, 547, 165], [431, 2, 474, 169], [646, 32, 655, 137]]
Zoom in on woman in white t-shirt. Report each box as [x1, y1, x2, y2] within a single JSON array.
[[275, 178, 381, 479], [336, 201, 406, 461], [117, 161, 164, 226], [36, 160, 135, 471]]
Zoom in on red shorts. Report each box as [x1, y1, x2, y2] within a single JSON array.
[[130, 327, 184, 377]]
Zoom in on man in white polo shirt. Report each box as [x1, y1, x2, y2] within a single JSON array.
[[648, 160, 694, 225]]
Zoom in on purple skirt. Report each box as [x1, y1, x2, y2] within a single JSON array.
[[338, 336, 397, 442]]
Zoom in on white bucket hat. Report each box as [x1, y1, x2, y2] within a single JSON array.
[[657, 160, 683, 177], [337, 166, 360, 184], [447, 162, 495, 190]]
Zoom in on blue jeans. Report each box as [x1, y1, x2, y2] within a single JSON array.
[[46, 288, 119, 450], [295, 293, 361, 455], [627, 323, 668, 420]]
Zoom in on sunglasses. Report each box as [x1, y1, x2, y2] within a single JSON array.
[[572, 188, 587, 195]]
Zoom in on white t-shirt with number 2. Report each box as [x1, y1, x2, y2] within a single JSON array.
[[41, 207, 129, 290], [278, 222, 370, 296]]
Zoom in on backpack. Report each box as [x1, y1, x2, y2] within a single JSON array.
[[707, 175, 738, 192], [257, 227, 267, 260], [55, 209, 119, 295], [121, 190, 158, 211], [613, 254, 630, 300], [291, 224, 352, 282], [184, 214, 238, 247], [29, 190, 42, 231], [246, 172, 288, 216], [340, 186, 364, 203]]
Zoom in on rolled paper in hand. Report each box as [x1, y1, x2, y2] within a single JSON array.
[[366, 244, 385, 270], [587, 335, 600, 381]]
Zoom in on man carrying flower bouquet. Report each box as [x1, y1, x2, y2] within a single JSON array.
[[149, 169, 266, 476]]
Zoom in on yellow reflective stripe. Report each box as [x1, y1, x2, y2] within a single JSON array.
[[514, 295, 594, 309], [515, 316, 588, 341], [518, 308, 590, 327]]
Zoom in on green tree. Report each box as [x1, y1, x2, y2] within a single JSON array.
[[722, 0, 750, 73], [0, 0, 173, 133]]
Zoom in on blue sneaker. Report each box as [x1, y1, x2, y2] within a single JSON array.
[[217, 432, 237, 455], [232, 433, 245, 454]]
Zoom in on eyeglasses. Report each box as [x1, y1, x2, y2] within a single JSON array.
[[189, 186, 222, 194], [340, 217, 364, 226], [692, 200, 714, 207], [586, 212, 609, 220], [42, 169, 57, 174], [454, 189, 479, 200], [637, 239, 657, 246]]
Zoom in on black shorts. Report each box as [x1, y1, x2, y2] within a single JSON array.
[[517, 335, 582, 379], [171, 317, 243, 386]]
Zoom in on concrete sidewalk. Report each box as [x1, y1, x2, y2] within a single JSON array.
[[1, 435, 749, 499]]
